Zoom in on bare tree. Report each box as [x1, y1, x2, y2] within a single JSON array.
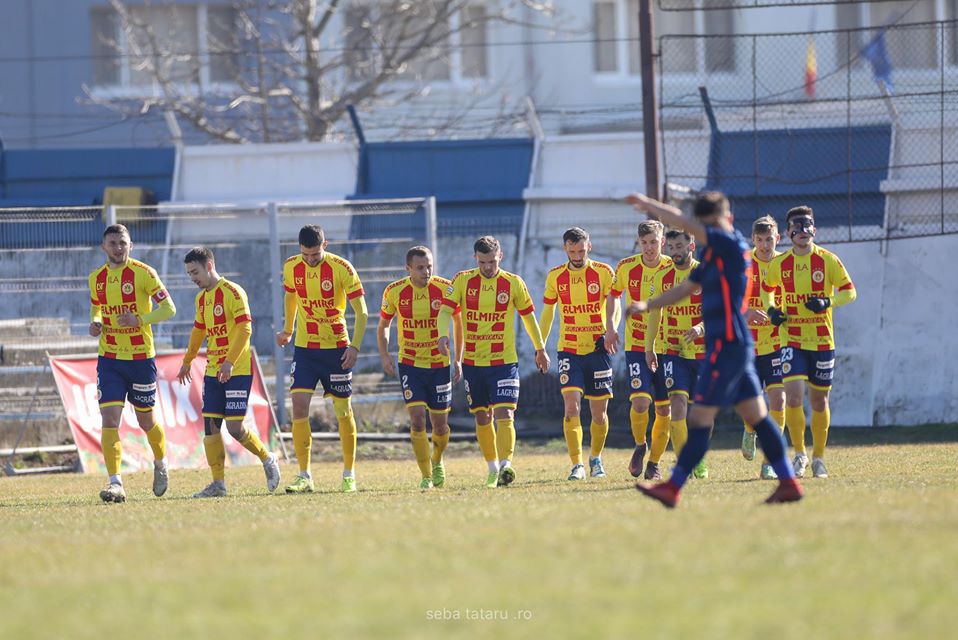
[[83, 0, 558, 143]]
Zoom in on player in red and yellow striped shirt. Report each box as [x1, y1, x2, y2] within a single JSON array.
[[88, 224, 175, 503], [606, 219, 673, 480], [762, 206, 856, 479], [176, 247, 280, 498], [539, 227, 616, 481], [438, 236, 550, 489], [276, 225, 368, 494], [378, 246, 463, 489]]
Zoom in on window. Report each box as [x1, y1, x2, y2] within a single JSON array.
[[90, 4, 238, 88], [592, 1, 731, 77], [344, 2, 487, 84]]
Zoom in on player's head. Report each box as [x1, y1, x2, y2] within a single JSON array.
[[101, 224, 132, 266], [298, 224, 327, 267], [637, 220, 665, 263], [785, 206, 816, 247], [562, 227, 591, 269], [751, 215, 780, 260], [474, 235, 502, 279], [405, 245, 433, 287], [665, 229, 694, 267], [184, 246, 217, 289], [693, 192, 733, 228]]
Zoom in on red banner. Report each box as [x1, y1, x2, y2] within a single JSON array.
[[49, 350, 277, 474]]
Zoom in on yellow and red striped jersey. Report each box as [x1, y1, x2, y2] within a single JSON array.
[[193, 278, 252, 376], [611, 254, 672, 352], [88, 258, 169, 360], [543, 259, 615, 355], [748, 249, 783, 356], [651, 260, 704, 359], [765, 245, 855, 351], [442, 268, 536, 366], [381, 276, 459, 368], [283, 252, 364, 349]]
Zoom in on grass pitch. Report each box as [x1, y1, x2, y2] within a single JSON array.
[[1, 428, 956, 640]]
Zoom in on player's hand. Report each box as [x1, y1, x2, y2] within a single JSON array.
[[275, 331, 292, 347], [683, 326, 703, 344], [117, 313, 140, 327], [645, 350, 658, 373], [768, 307, 787, 326], [745, 308, 768, 326], [603, 328, 620, 354], [452, 360, 462, 384], [89, 322, 102, 337], [176, 364, 192, 385], [437, 336, 450, 356], [625, 192, 652, 212], [626, 301, 648, 318], [804, 296, 831, 313], [217, 361, 233, 383], [381, 354, 397, 377], [535, 349, 550, 374], [341, 345, 359, 370]]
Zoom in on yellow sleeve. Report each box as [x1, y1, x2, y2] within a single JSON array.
[[283, 290, 297, 334], [225, 321, 252, 365], [342, 259, 365, 300], [543, 271, 558, 305], [829, 255, 857, 308], [88, 273, 102, 323], [646, 309, 661, 353], [380, 286, 397, 320], [183, 326, 206, 367], [761, 259, 781, 309], [512, 275, 536, 316], [538, 303, 556, 345], [139, 295, 176, 326], [438, 275, 462, 338], [521, 312, 545, 351], [348, 294, 369, 350]]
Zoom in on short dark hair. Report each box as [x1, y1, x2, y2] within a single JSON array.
[[184, 246, 214, 265], [103, 224, 130, 239], [299, 224, 324, 248], [752, 215, 778, 235], [665, 228, 692, 242], [562, 227, 589, 244], [406, 245, 432, 265], [786, 205, 814, 225], [637, 220, 664, 238], [474, 235, 501, 255], [693, 192, 730, 219]]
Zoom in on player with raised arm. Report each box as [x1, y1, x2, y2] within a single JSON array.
[[176, 247, 281, 498], [539, 228, 616, 481], [378, 246, 464, 489], [606, 220, 673, 480], [276, 225, 368, 493], [437, 236, 550, 489], [762, 206, 856, 479], [626, 192, 803, 508], [88, 224, 176, 503]]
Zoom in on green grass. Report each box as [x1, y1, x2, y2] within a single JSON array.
[[1, 430, 957, 640]]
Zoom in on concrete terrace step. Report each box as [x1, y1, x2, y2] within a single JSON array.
[[0, 317, 72, 339], [0, 337, 101, 366]]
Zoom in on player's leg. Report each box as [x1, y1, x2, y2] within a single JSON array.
[[324, 347, 358, 492], [669, 394, 689, 456], [96, 358, 127, 502], [587, 397, 610, 478], [222, 376, 279, 493], [585, 350, 613, 478], [195, 412, 228, 498], [493, 405, 516, 486], [562, 388, 585, 480], [408, 404, 433, 488], [741, 353, 768, 462], [629, 395, 652, 477], [761, 375, 787, 479], [427, 367, 452, 487], [736, 394, 803, 504], [129, 358, 167, 497], [646, 362, 672, 479], [464, 364, 498, 487], [287, 347, 319, 493], [686, 360, 708, 479], [781, 346, 810, 475], [808, 349, 835, 478]]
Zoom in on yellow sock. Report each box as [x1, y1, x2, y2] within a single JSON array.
[[237, 426, 269, 462], [333, 397, 357, 473], [629, 407, 648, 446], [649, 411, 670, 463], [431, 430, 449, 463], [786, 405, 807, 454], [811, 407, 830, 459], [743, 419, 755, 434], [475, 420, 498, 462], [146, 423, 166, 460], [590, 420, 609, 459], [410, 430, 431, 478], [495, 418, 516, 462], [203, 434, 226, 482], [291, 417, 312, 474], [770, 409, 786, 434], [671, 418, 688, 456], [563, 417, 583, 465], [101, 427, 122, 476]]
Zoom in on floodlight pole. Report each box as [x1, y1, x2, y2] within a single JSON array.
[[639, 0, 661, 201]]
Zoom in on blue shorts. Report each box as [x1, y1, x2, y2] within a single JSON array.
[[780, 346, 835, 389], [398, 364, 452, 413], [756, 350, 784, 390], [203, 375, 253, 420], [290, 346, 352, 398], [626, 351, 667, 403], [462, 363, 519, 413], [557, 350, 613, 399], [97, 356, 156, 411], [660, 354, 701, 399], [693, 342, 763, 407]]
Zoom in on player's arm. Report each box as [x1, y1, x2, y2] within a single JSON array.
[[626, 193, 707, 246], [89, 294, 102, 337], [376, 315, 396, 377], [219, 320, 252, 383], [177, 303, 206, 384], [629, 278, 696, 316], [760, 266, 788, 325], [538, 303, 556, 345], [603, 294, 622, 354], [136, 296, 176, 326], [277, 264, 297, 346], [452, 309, 464, 383], [437, 278, 461, 356], [514, 276, 549, 373], [124, 271, 176, 327], [343, 294, 368, 369], [807, 258, 856, 313]]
